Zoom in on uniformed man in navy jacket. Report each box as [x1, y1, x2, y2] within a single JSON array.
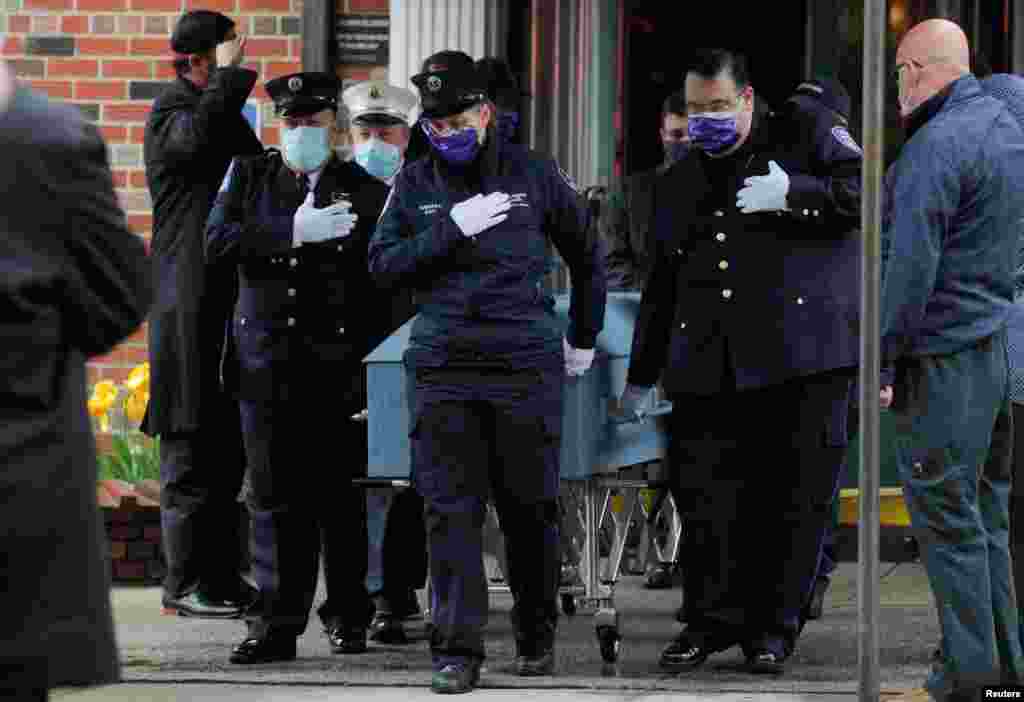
[[622, 48, 862, 674], [370, 50, 606, 694], [206, 71, 392, 664]]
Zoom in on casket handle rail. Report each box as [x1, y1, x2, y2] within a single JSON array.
[[607, 400, 673, 425]]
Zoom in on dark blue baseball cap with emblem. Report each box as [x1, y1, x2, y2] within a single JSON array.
[[410, 50, 488, 119], [789, 76, 852, 124], [265, 71, 341, 117]]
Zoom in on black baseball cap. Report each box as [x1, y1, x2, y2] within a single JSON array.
[[789, 76, 852, 123], [410, 50, 488, 119], [170, 10, 234, 56]]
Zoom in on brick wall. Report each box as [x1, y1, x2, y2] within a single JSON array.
[[2, 0, 388, 388]]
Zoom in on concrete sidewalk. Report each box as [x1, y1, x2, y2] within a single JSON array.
[[59, 562, 937, 700]]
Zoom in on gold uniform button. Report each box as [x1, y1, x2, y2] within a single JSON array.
[[714, 210, 725, 217], [289, 258, 298, 267], [797, 297, 805, 305], [802, 209, 810, 216], [337, 244, 344, 252], [677, 248, 684, 255], [338, 327, 345, 335], [287, 317, 296, 327], [288, 288, 296, 297], [716, 232, 726, 242], [679, 322, 687, 330], [718, 260, 729, 270], [813, 210, 820, 217], [722, 289, 733, 299]]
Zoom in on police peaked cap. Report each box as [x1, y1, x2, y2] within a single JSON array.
[[170, 10, 235, 55], [266, 72, 341, 117], [789, 76, 852, 123], [410, 50, 489, 119]]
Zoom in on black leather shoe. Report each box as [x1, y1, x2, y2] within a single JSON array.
[[326, 625, 367, 654], [431, 661, 481, 694], [162, 592, 243, 619], [516, 648, 555, 676], [370, 613, 409, 645], [804, 576, 829, 621], [644, 562, 676, 589], [229, 635, 297, 664], [659, 632, 724, 671], [746, 649, 787, 674]]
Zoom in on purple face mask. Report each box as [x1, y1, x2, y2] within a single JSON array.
[[687, 112, 740, 154], [421, 122, 481, 165]]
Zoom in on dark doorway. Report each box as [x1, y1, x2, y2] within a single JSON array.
[[621, 1, 810, 176]]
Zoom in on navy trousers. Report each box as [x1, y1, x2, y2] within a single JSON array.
[[668, 369, 851, 656], [410, 363, 563, 666], [239, 384, 371, 637], [366, 485, 427, 600]]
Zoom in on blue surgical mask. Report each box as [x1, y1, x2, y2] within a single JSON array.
[[354, 138, 403, 181], [688, 112, 740, 154], [421, 122, 481, 165], [282, 125, 331, 172]]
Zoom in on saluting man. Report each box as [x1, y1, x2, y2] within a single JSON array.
[[205, 72, 391, 664], [370, 51, 606, 694], [340, 79, 426, 645], [622, 49, 863, 674]]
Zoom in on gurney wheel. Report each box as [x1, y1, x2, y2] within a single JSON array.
[[596, 625, 621, 663], [561, 593, 577, 617]]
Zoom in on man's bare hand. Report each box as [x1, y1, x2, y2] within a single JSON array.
[[880, 385, 894, 409], [216, 35, 246, 68]]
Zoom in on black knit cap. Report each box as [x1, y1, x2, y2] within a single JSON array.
[[789, 76, 852, 123], [266, 72, 341, 117], [410, 50, 488, 119], [170, 10, 235, 55]]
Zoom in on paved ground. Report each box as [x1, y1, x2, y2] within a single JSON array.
[[51, 561, 939, 700]]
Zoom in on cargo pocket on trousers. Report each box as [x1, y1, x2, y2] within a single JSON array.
[[894, 438, 974, 537]]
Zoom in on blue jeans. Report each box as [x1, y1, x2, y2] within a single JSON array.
[[892, 331, 1024, 700]]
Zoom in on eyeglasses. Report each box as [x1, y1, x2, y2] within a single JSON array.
[[685, 92, 746, 116]]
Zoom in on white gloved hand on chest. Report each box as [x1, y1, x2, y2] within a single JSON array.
[[449, 192, 512, 238], [292, 192, 359, 246], [563, 337, 596, 377], [736, 159, 791, 214]]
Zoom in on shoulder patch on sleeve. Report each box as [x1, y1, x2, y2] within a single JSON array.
[[556, 164, 581, 194], [831, 126, 863, 155]]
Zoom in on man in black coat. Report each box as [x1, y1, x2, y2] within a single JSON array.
[[0, 61, 152, 700], [622, 49, 862, 674], [206, 71, 392, 664], [143, 9, 263, 618]]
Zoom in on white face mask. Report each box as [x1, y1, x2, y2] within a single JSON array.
[[282, 126, 331, 173]]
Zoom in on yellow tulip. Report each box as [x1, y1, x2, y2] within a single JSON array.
[[124, 363, 150, 393], [89, 380, 117, 414], [123, 388, 149, 424]]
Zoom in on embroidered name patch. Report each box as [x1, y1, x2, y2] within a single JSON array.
[[508, 193, 530, 208], [831, 126, 863, 155], [418, 203, 443, 216]]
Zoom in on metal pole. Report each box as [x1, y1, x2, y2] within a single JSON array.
[[858, 1, 885, 700], [301, 0, 333, 73]]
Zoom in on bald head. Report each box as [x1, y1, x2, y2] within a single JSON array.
[[895, 19, 971, 117]]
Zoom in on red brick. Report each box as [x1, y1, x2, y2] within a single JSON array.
[[30, 14, 59, 33], [104, 103, 152, 123], [127, 213, 153, 233], [128, 126, 146, 144], [348, 0, 387, 11], [143, 526, 162, 544], [187, 0, 235, 10], [60, 15, 89, 34], [29, 81, 74, 99], [99, 126, 127, 143], [9, 16, 30, 33], [25, 0, 73, 9], [129, 0, 182, 9], [265, 60, 300, 80], [261, 127, 279, 145], [129, 171, 148, 189], [244, 38, 289, 58], [76, 81, 127, 100], [103, 61, 152, 79], [77, 38, 129, 55], [131, 39, 172, 56], [77, 0, 126, 7], [113, 560, 147, 580], [49, 60, 99, 78], [289, 37, 300, 58], [109, 525, 141, 541], [240, 0, 289, 10], [154, 61, 177, 80], [1, 38, 24, 56], [339, 66, 371, 82], [111, 170, 129, 188]]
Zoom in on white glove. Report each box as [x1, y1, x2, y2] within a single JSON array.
[[449, 192, 512, 238], [619, 384, 655, 420], [736, 159, 790, 213], [293, 192, 359, 246], [563, 337, 596, 377]]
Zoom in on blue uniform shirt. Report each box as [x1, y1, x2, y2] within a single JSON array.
[[369, 134, 607, 368]]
